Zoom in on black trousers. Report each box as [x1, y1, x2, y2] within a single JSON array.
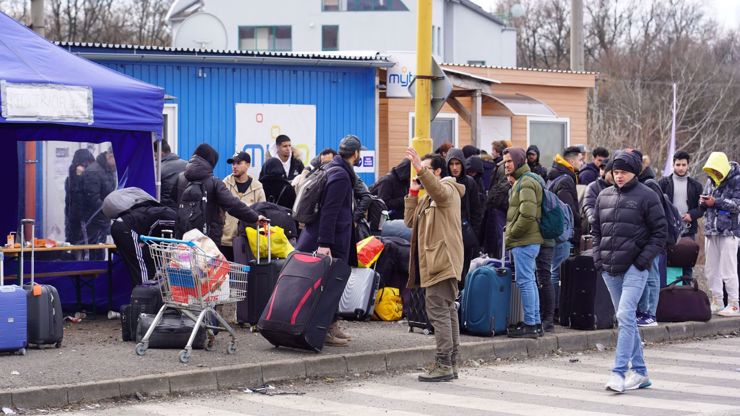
[[111, 220, 156, 286]]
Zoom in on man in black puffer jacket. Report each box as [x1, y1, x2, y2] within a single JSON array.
[[371, 159, 411, 220], [172, 144, 264, 244], [593, 150, 666, 393], [446, 148, 483, 285]]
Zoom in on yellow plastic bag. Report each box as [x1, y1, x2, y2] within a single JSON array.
[[372, 287, 403, 321], [245, 225, 294, 259]]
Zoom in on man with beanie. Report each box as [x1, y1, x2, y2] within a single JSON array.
[[593, 150, 666, 392], [658, 151, 704, 277], [296, 135, 364, 346], [504, 147, 544, 339], [220, 151, 266, 261], [404, 149, 465, 382], [172, 143, 266, 244], [262, 134, 304, 181], [700, 152, 740, 316], [446, 148, 483, 285], [526, 145, 548, 181]]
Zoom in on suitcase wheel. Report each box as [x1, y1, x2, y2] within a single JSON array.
[[408, 327, 414, 333], [18, 348, 26, 356], [179, 349, 191, 364], [422, 328, 431, 336], [135, 342, 148, 356], [250, 326, 259, 333], [227, 341, 237, 355], [55, 341, 62, 349]]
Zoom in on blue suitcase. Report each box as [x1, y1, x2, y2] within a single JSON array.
[[0, 284, 28, 355], [460, 265, 512, 336]]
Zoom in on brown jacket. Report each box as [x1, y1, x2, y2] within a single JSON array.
[[221, 174, 266, 246], [404, 167, 466, 288]]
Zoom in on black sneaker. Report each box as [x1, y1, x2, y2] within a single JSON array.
[[507, 323, 539, 339], [542, 319, 555, 333], [536, 324, 544, 337]]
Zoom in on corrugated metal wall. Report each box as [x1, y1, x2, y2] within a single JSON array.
[[96, 60, 377, 183]]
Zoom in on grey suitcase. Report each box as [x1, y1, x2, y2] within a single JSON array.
[[508, 280, 524, 326], [337, 268, 381, 320], [20, 219, 64, 348]]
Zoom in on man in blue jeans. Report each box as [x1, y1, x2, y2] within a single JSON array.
[[592, 150, 666, 393], [503, 148, 544, 339]]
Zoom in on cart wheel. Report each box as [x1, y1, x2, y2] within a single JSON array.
[[422, 329, 431, 336], [205, 336, 216, 351], [55, 340, 62, 348], [19, 348, 26, 356], [135, 343, 147, 356], [227, 342, 237, 354], [179, 349, 191, 364]]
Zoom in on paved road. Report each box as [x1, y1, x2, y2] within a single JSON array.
[[49, 336, 740, 416]]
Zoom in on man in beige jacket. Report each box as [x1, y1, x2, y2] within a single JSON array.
[[220, 151, 266, 261], [404, 148, 465, 382]]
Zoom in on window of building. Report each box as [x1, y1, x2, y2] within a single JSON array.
[[528, 117, 570, 168], [322, 25, 339, 51], [409, 113, 459, 149], [467, 60, 486, 66], [322, 0, 409, 11], [238, 26, 292, 51]]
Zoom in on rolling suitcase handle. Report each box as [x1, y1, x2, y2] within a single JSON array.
[[494, 227, 507, 270], [255, 220, 272, 264], [19, 219, 35, 287]]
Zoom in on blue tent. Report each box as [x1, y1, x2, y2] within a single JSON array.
[[0, 11, 164, 235], [0, 12, 164, 310]]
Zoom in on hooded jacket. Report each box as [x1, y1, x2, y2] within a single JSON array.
[[578, 162, 600, 186], [404, 167, 465, 288], [260, 152, 304, 181], [592, 152, 667, 274], [80, 152, 118, 231], [371, 159, 411, 220], [446, 148, 484, 232], [701, 153, 740, 237], [547, 156, 582, 246], [160, 153, 188, 211], [221, 174, 266, 246], [526, 145, 548, 181], [259, 157, 296, 209], [506, 163, 544, 249], [465, 155, 486, 203], [296, 155, 357, 263], [486, 155, 510, 211], [172, 155, 260, 244]]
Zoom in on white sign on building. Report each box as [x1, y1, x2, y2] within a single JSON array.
[[386, 51, 417, 98], [235, 103, 317, 178]]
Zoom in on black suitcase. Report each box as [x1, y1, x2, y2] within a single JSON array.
[[406, 288, 434, 335], [559, 253, 615, 330], [121, 283, 164, 342], [236, 226, 286, 328], [257, 252, 351, 352], [135, 311, 206, 349], [20, 219, 64, 348], [121, 304, 132, 341]]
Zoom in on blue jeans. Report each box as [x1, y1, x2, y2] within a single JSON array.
[[512, 244, 541, 325], [638, 254, 662, 316], [602, 265, 649, 377], [550, 241, 571, 307]]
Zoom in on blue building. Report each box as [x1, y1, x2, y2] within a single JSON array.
[[61, 43, 389, 184]]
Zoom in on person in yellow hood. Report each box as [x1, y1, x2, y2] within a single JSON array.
[[700, 152, 740, 317]]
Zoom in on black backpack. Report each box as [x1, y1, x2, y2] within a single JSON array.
[[646, 178, 683, 245], [176, 180, 209, 238], [292, 165, 338, 224], [366, 195, 389, 232], [251, 201, 298, 242]]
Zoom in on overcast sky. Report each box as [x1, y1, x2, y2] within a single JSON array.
[[470, 0, 740, 31]]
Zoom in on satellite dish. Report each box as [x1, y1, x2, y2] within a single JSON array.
[[173, 12, 228, 50]]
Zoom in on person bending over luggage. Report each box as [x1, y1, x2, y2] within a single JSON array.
[[446, 148, 483, 287], [172, 143, 267, 244], [295, 135, 364, 347], [503, 148, 544, 339], [404, 149, 465, 382], [592, 150, 666, 393]]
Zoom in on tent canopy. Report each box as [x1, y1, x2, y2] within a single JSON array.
[[0, 11, 165, 235]]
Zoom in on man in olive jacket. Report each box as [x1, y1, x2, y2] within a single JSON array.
[[404, 148, 465, 382], [504, 147, 544, 339]]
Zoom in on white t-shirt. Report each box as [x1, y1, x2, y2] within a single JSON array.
[[280, 156, 291, 177]]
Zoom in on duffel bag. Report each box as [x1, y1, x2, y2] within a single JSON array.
[[656, 277, 711, 322]]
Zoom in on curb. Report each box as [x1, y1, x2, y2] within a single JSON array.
[[4, 318, 740, 410]]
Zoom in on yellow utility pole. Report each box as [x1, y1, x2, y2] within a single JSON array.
[[412, 0, 433, 183]]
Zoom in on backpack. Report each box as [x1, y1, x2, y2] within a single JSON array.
[[250, 201, 298, 242], [516, 173, 568, 240], [176, 180, 208, 238], [546, 175, 575, 243], [292, 164, 336, 224], [646, 178, 682, 245], [366, 195, 389, 232]]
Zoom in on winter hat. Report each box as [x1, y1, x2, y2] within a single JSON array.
[[612, 150, 641, 175], [506, 147, 527, 170], [462, 145, 481, 159], [193, 143, 219, 167]]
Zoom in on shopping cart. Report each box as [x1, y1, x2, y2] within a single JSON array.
[[134, 236, 249, 363]]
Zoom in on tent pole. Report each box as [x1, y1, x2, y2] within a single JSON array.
[[155, 132, 162, 201]]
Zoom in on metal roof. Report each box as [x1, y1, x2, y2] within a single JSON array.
[[443, 62, 599, 76], [56, 42, 392, 67]]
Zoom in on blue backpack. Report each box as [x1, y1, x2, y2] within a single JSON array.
[[517, 173, 572, 241], [545, 175, 575, 243]]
